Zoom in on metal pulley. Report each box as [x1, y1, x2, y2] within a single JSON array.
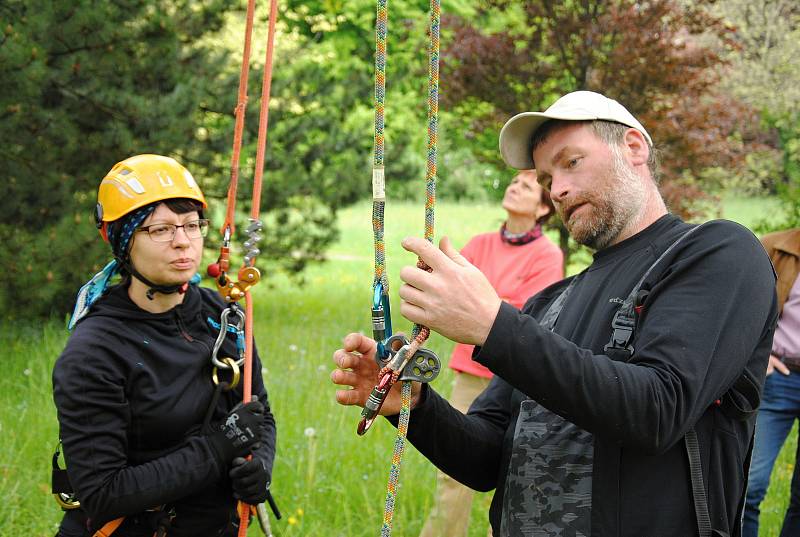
[[214, 265, 261, 303]]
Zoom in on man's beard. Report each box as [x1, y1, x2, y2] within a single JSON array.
[[558, 150, 647, 250]]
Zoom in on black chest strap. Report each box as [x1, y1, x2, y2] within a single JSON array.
[[603, 224, 703, 360], [540, 222, 754, 537]]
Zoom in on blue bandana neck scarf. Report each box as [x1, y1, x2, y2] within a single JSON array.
[[500, 222, 542, 246], [69, 205, 168, 330]]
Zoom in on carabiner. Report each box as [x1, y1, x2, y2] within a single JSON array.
[[52, 441, 81, 510], [211, 305, 246, 369], [372, 281, 393, 361], [212, 357, 241, 391]]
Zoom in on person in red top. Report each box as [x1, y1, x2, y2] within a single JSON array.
[[419, 169, 564, 537]]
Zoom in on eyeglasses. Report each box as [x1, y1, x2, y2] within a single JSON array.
[[137, 219, 210, 242]]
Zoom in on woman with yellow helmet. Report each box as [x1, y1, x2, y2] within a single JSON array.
[[53, 155, 277, 537]]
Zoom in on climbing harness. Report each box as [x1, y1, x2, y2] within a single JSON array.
[[204, 0, 282, 536], [358, 1, 443, 535], [53, 440, 169, 537]]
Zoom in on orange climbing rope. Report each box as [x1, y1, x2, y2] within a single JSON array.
[[207, 1, 281, 536], [223, 0, 257, 241], [238, 3, 279, 534]]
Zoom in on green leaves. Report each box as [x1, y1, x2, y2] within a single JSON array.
[[0, 0, 232, 317]]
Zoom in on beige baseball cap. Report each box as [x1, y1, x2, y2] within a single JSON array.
[[498, 91, 653, 169]]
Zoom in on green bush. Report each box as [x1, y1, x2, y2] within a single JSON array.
[[0, 214, 108, 320]]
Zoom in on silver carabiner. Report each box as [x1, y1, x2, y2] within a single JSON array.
[[211, 306, 246, 369]]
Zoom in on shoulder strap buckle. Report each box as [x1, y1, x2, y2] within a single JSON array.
[[605, 326, 634, 353]]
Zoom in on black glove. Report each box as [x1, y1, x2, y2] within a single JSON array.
[[207, 400, 264, 464], [229, 456, 271, 504]]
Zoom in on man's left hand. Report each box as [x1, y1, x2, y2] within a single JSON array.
[[399, 236, 502, 346]]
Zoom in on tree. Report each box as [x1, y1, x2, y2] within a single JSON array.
[[266, 0, 476, 204], [711, 0, 800, 230], [439, 0, 762, 262], [0, 0, 482, 318], [0, 0, 234, 318]]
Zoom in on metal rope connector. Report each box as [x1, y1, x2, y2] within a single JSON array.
[[357, 334, 440, 435], [209, 221, 263, 303], [372, 282, 393, 361], [211, 305, 246, 369], [213, 262, 262, 303]]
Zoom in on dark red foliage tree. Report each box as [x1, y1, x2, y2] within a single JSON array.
[[442, 0, 764, 258]]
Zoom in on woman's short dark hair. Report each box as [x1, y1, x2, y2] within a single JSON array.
[[162, 198, 205, 217], [537, 187, 555, 225]]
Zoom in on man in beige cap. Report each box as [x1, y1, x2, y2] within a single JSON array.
[[332, 90, 777, 536]]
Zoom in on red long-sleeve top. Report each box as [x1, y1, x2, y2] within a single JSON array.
[[449, 230, 564, 378]]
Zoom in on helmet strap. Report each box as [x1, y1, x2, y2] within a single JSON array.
[[121, 258, 189, 300]]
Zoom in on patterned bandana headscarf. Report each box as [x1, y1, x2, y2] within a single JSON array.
[[500, 222, 543, 246], [106, 205, 156, 261], [67, 205, 156, 329]]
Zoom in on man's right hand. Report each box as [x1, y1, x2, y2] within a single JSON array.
[[767, 354, 791, 376], [331, 332, 423, 416]]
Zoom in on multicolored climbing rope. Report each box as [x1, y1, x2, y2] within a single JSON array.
[[423, 0, 440, 245], [381, 382, 412, 537], [372, 0, 389, 311], [368, 0, 442, 535]]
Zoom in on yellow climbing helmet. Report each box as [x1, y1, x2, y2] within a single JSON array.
[[95, 154, 207, 240]]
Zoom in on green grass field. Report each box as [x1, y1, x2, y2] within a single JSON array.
[[0, 197, 794, 536]]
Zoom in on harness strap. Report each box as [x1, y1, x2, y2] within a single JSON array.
[[92, 517, 124, 537], [539, 275, 580, 331], [718, 373, 760, 421], [685, 428, 712, 537], [603, 224, 704, 359]]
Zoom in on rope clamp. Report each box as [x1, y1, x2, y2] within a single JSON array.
[[215, 265, 262, 303]]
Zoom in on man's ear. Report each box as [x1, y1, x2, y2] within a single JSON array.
[[623, 128, 650, 168]]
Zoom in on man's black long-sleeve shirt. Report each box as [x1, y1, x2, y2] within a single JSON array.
[[401, 215, 777, 536]]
